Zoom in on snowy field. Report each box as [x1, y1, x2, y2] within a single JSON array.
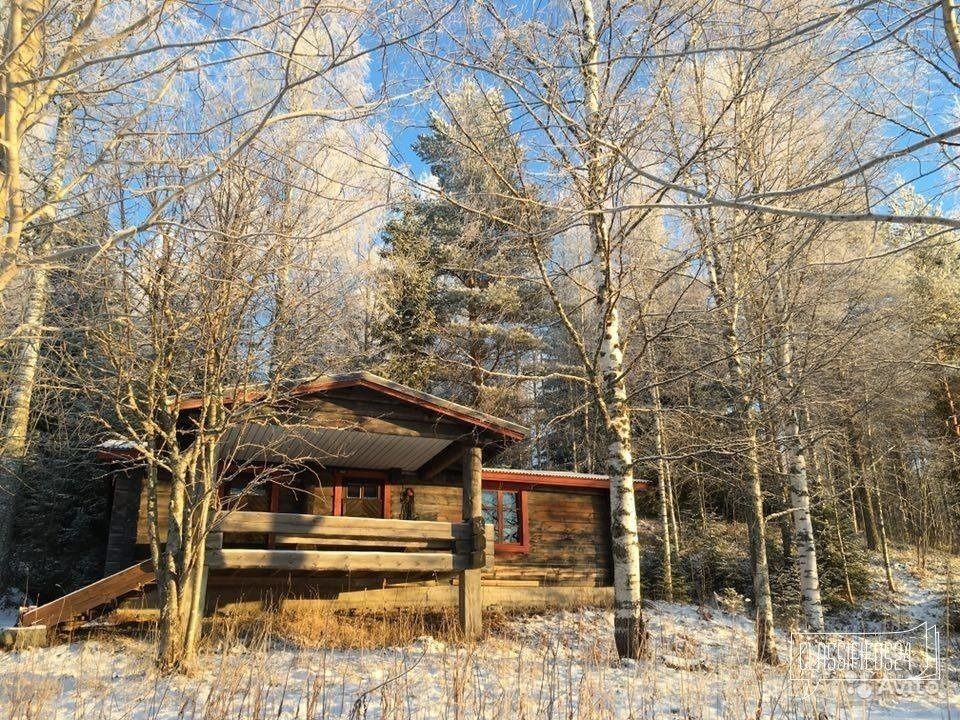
[[1, 558, 957, 719]]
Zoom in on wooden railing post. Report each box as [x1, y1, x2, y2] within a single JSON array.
[[198, 531, 221, 617], [459, 445, 482, 639]]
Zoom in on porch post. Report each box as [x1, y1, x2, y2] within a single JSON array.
[[459, 445, 482, 639]]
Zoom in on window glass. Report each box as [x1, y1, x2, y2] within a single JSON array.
[[482, 489, 523, 545], [362, 483, 380, 498], [481, 490, 498, 530], [346, 483, 362, 499], [501, 491, 520, 543]]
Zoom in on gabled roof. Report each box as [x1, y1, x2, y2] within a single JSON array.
[[178, 371, 528, 441]]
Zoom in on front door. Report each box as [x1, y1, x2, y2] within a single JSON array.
[[334, 470, 390, 518], [342, 481, 383, 517]]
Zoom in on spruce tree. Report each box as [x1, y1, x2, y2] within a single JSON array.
[[374, 84, 548, 418]]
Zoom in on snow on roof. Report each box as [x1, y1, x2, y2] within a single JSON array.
[[482, 467, 608, 480]]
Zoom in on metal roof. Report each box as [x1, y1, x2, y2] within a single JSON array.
[[221, 423, 453, 472], [482, 467, 650, 491], [483, 467, 608, 480]]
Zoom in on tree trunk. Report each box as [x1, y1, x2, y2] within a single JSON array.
[[156, 458, 187, 669], [745, 431, 778, 662], [0, 273, 47, 584], [579, 0, 645, 659], [651, 361, 674, 601], [847, 424, 879, 550], [654, 410, 674, 602], [602, 311, 646, 658], [182, 437, 217, 662], [700, 235, 778, 663], [872, 476, 896, 592], [861, 419, 895, 590], [666, 457, 682, 556], [0, 101, 75, 585], [694, 460, 708, 532], [822, 458, 855, 603], [779, 413, 825, 630], [0, 0, 47, 294], [769, 284, 824, 631]]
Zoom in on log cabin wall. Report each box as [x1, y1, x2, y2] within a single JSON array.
[[103, 470, 143, 573], [389, 468, 614, 587]]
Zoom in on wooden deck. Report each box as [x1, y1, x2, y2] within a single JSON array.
[[16, 512, 486, 629]]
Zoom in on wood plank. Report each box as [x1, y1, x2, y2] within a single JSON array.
[[215, 511, 471, 540], [207, 548, 470, 573], [19, 560, 155, 627], [271, 535, 453, 550]]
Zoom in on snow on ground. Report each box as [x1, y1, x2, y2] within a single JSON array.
[[0, 555, 956, 719], [1, 602, 956, 719], [828, 552, 958, 633]]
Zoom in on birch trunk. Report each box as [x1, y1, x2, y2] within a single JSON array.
[[770, 282, 824, 631], [601, 305, 646, 658], [701, 236, 778, 663], [0, 274, 46, 582], [744, 438, 778, 662], [0, 101, 75, 584], [579, 0, 645, 658], [650, 367, 674, 601], [0, 0, 46, 294], [778, 412, 824, 630]]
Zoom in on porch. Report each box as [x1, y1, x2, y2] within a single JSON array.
[[16, 373, 616, 634]]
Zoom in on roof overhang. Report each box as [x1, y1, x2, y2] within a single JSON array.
[[220, 423, 455, 473], [482, 467, 651, 492]]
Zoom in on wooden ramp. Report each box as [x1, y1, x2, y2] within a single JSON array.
[[17, 560, 155, 628]]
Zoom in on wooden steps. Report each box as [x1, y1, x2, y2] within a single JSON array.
[[18, 560, 155, 628]]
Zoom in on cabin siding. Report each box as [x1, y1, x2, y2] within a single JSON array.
[[103, 471, 143, 573], [492, 490, 611, 586], [387, 476, 612, 586]]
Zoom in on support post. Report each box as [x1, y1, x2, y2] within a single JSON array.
[[198, 532, 221, 617], [459, 445, 482, 639]]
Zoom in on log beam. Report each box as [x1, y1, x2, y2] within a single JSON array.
[[459, 445, 483, 639], [206, 548, 468, 573]]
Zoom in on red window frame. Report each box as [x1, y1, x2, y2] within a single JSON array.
[[481, 482, 529, 554]]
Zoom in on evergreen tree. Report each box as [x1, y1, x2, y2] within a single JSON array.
[[374, 84, 548, 419]]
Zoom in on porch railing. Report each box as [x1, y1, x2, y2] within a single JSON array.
[[206, 511, 489, 574]]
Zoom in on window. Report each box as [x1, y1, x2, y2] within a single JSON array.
[[482, 489, 528, 552], [346, 483, 380, 499]]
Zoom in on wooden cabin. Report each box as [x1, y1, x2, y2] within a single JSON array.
[[19, 372, 649, 631]]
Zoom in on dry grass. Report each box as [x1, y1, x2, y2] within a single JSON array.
[[209, 605, 467, 650]]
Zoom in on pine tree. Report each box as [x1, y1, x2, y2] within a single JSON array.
[[374, 84, 548, 418]]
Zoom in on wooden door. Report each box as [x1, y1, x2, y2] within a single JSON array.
[[342, 480, 383, 517]]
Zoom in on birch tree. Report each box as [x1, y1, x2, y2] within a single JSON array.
[[403, 0, 738, 658]]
